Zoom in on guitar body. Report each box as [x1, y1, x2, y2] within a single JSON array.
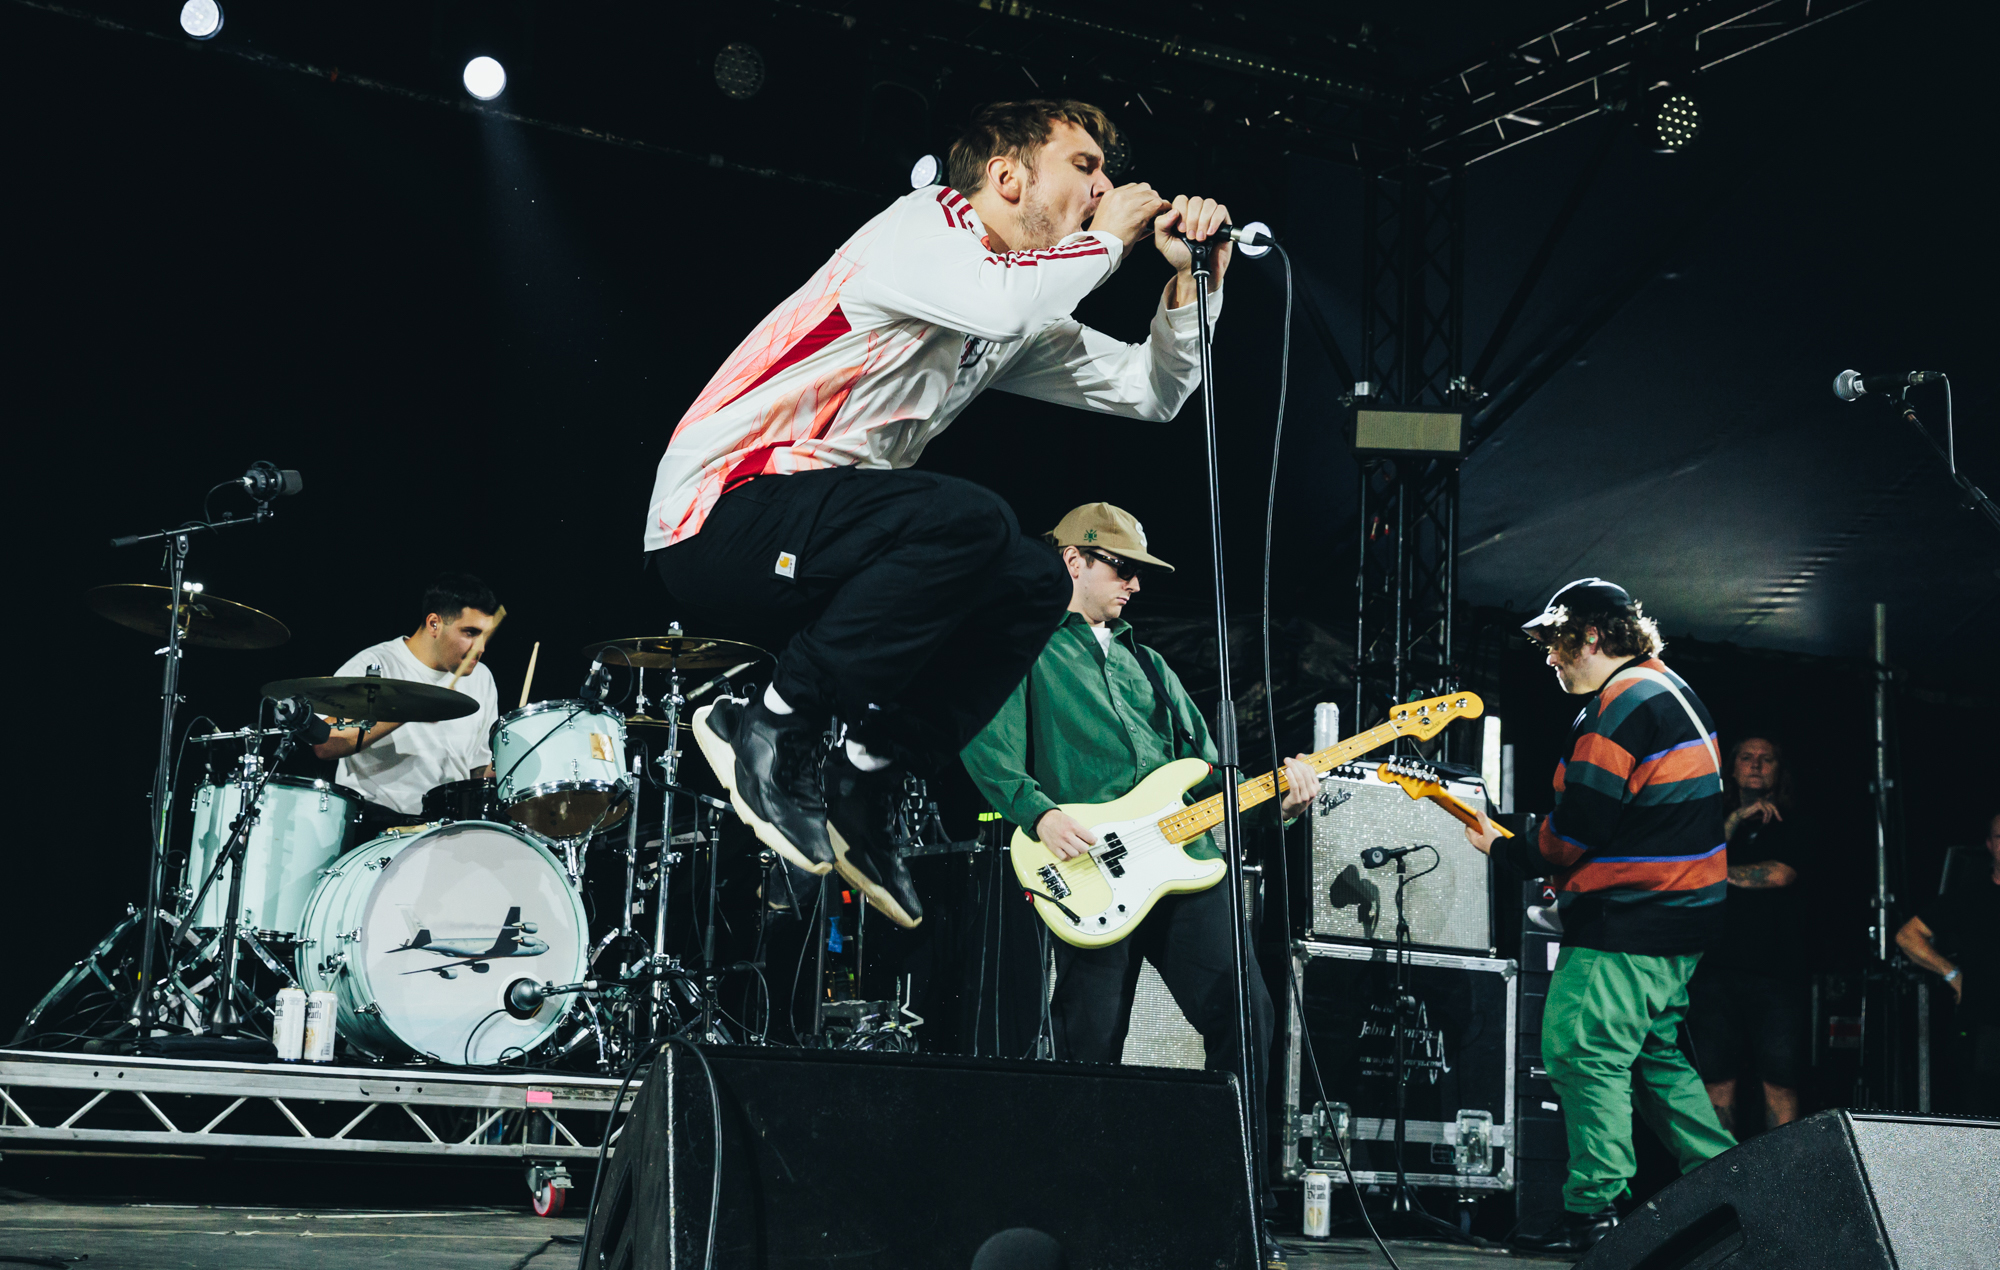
[[1008, 757, 1225, 949]]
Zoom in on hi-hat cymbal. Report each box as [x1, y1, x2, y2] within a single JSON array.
[[581, 634, 770, 671], [263, 676, 478, 723], [89, 584, 290, 650]]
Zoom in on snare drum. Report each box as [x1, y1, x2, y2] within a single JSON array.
[[294, 820, 589, 1064], [186, 772, 361, 938], [421, 776, 503, 824], [491, 700, 629, 839]]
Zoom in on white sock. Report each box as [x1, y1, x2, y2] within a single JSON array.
[[762, 685, 794, 715], [844, 739, 892, 772]]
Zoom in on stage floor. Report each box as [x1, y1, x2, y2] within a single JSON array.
[[0, 1194, 1573, 1269]]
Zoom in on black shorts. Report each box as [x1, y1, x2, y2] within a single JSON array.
[[1686, 969, 1808, 1089]]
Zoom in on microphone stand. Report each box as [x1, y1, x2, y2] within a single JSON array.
[[1187, 238, 1270, 1264], [112, 501, 280, 1046], [1891, 386, 2000, 538]]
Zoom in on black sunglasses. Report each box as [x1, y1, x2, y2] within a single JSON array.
[[1080, 547, 1144, 581]]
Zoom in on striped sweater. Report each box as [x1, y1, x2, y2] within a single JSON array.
[[1504, 657, 1728, 955]]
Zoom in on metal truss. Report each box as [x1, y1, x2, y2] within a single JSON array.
[[1352, 160, 1466, 755], [0, 1049, 628, 1163], [1419, 0, 1876, 165]]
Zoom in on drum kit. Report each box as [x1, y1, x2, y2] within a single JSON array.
[[24, 577, 773, 1071]]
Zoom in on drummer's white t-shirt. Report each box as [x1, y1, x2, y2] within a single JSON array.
[[332, 637, 500, 815]]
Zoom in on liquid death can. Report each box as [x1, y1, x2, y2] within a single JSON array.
[[1302, 1170, 1333, 1238], [272, 987, 307, 1061], [301, 990, 339, 1063]]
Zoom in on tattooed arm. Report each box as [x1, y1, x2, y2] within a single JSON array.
[[1727, 861, 1799, 888]]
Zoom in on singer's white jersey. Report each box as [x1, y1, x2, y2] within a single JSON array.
[[644, 185, 1221, 550]]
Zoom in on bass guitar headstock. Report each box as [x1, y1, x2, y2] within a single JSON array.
[[1377, 758, 1445, 799], [1388, 691, 1484, 741]]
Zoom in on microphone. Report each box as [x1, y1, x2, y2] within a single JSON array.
[[1360, 844, 1428, 869], [1175, 220, 1276, 258], [1832, 370, 1940, 402], [241, 461, 304, 500], [579, 653, 611, 707], [273, 695, 332, 745]]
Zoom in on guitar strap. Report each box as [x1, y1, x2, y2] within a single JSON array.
[[1609, 664, 1725, 794], [1129, 634, 1198, 758]]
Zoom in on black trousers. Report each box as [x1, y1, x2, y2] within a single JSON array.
[[1686, 968, 1809, 1090], [1050, 880, 1275, 1093], [653, 467, 1070, 769]]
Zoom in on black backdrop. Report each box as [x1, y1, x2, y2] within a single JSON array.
[[6, 1, 1995, 1045]]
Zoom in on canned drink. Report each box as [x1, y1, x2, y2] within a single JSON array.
[[301, 990, 339, 1063], [272, 987, 307, 1061], [1303, 1170, 1333, 1238]]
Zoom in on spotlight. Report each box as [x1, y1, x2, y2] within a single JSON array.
[[463, 55, 507, 102], [714, 43, 766, 100], [1102, 136, 1131, 181], [1654, 93, 1701, 151], [909, 154, 941, 189], [179, 0, 222, 39]]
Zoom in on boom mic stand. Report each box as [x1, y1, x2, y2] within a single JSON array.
[[1187, 237, 1270, 1264], [111, 492, 282, 1046]]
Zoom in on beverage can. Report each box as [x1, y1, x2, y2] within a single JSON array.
[[272, 987, 307, 1061], [1303, 1170, 1333, 1238], [302, 989, 339, 1063]]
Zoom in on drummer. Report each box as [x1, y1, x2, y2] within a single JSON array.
[[313, 573, 502, 818]]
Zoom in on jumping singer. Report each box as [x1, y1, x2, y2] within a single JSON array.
[[646, 100, 1235, 929]]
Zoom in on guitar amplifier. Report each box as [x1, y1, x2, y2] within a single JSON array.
[[1309, 765, 1494, 954], [1279, 939, 1518, 1195]]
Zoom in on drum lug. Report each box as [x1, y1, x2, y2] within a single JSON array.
[[366, 856, 393, 871], [318, 953, 348, 976], [571, 759, 580, 781], [358, 1001, 382, 1016], [340, 928, 363, 943]]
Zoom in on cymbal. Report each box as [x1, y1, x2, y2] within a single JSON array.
[[88, 584, 290, 650], [263, 676, 479, 723], [581, 634, 770, 672]]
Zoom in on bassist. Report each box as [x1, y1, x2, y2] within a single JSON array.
[[960, 502, 1318, 1077]]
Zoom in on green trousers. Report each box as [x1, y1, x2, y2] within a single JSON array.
[[1542, 946, 1737, 1212]]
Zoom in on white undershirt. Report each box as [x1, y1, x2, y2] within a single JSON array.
[[332, 637, 500, 815], [1091, 623, 1114, 652]]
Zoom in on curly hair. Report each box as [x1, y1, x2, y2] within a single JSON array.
[[1535, 602, 1665, 660], [946, 99, 1119, 196], [1724, 735, 1794, 810]]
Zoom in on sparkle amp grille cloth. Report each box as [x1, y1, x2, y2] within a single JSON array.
[[1310, 770, 1492, 952]]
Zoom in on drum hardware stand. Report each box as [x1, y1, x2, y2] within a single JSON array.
[[112, 479, 284, 1043], [649, 656, 691, 1029]]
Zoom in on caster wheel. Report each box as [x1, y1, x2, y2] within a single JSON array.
[[531, 1179, 567, 1218]]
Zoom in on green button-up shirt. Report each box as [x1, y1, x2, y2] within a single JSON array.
[[961, 611, 1226, 860]]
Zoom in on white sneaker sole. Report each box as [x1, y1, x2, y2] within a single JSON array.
[[690, 702, 832, 877], [828, 822, 921, 929]]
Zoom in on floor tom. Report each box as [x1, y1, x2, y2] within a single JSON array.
[[186, 773, 361, 938]]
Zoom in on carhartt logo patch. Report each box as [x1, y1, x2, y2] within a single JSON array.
[[774, 551, 797, 579]]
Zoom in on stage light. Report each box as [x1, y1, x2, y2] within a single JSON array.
[[1655, 93, 1701, 151], [909, 154, 941, 189], [462, 56, 507, 101], [179, 0, 222, 40], [715, 43, 766, 100]]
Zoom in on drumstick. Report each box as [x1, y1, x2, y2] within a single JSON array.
[[518, 640, 540, 709], [446, 604, 507, 692]]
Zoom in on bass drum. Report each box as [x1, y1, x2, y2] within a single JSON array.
[[295, 821, 588, 1064]]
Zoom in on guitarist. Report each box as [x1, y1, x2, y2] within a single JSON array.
[[1464, 578, 1736, 1254], [960, 502, 1319, 1080]]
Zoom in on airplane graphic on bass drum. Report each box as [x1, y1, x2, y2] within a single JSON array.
[[392, 907, 548, 978]]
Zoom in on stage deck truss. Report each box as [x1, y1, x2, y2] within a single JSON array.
[[0, 1049, 630, 1165]]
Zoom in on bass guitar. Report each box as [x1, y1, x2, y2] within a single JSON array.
[[1011, 691, 1484, 948]]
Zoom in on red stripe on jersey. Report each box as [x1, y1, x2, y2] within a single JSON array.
[[719, 304, 852, 410], [721, 442, 790, 495]]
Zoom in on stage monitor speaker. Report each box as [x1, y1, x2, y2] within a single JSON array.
[[581, 1044, 1257, 1270], [1577, 1109, 1998, 1270]]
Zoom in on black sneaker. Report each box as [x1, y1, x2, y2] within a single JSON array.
[[823, 750, 923, 929], [692, 697, 834, 875], [1514, 1205, 1618, 1254]]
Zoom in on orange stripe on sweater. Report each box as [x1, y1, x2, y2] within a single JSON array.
[[1571, 731, 1636, 780], [1564, 852, 1726, 893], [1628, 743, 1719, 793]]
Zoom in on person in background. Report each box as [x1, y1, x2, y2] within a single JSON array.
[[1896, 811, 2000, 1116], [1687, 736, 1812, 1133]]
